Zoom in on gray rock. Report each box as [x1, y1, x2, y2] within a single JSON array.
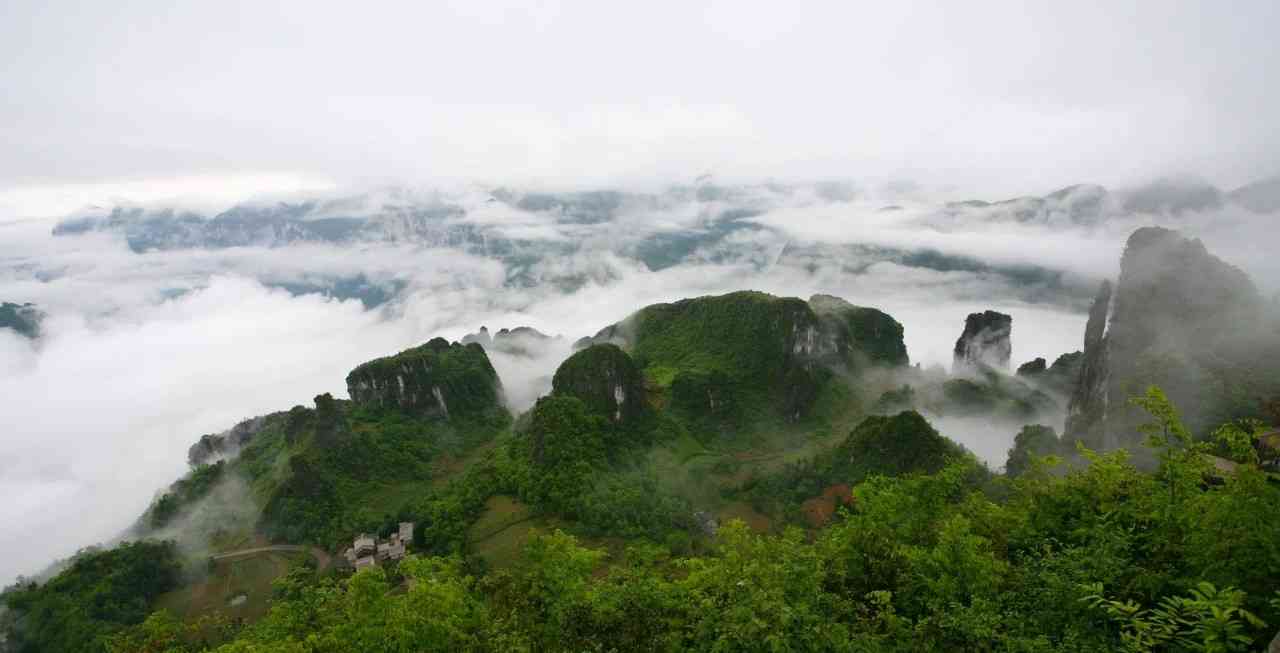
[[953, 311, 1013, 373]]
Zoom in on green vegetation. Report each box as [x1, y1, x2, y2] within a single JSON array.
[[1005, 424, 1060, 477], [11, 388, 1280, 651], [551, 343, 648, 425], [939, 375, 1056, 419], [1, 541, 182, 653], [76, 388, 1280, 651], [732, 411, 977, 521], [258, 398, 511, 547], [345, 337, 504, 420], [147, 462, 227, 529], [809, 293, 909, 367]]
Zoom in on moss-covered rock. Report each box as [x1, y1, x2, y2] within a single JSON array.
[[1005, 424, 1060, 477], [808, 294, 909, 367], [834, 411, 964, 478], [576, 290, 895, 424], [551, 344, 647, 424], [345, 337, 504, 420], [1067, 227, 1280, 447]]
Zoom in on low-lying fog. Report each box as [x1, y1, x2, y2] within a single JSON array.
[[1, 178, 1276, 584]]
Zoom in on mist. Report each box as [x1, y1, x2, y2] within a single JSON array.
[[5, 175, 1279, 584], [3, 0, 1280, 587]]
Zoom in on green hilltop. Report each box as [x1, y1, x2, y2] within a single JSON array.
[[7, 272, 1280, 652]]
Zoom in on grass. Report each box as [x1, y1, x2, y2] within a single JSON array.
[[467, 496, 544, 569], [156, 550, 305, 625]]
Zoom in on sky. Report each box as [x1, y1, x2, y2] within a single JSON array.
[[2, 0, 1278, 195], [1, 0, 1279, 584]]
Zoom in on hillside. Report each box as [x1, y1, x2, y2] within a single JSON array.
[[6, 269, 1280, 652]]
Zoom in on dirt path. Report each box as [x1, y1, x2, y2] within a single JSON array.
[[212, 545, 331, 570]]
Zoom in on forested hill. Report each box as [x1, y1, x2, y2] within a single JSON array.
[[4, 231, 1280, 652]]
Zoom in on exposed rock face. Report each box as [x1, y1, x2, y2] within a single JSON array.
[[0, 301, 42, 339], [1016, 358, 1047, 377], [345, 337, 504, 420], [1017, 351, 1084, 395], [463, 325, 561, 357], [572, 291, 908, 425], [1066, 227, 1280, 447], [1065, 281, 1113, 447], [808, 294, 909, 367], [551, 344, 647, 423], [187, 414, 275, 466], [953, 311, 1012, 373]]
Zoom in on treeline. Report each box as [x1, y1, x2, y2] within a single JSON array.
[[48, 389, 1280, 651], [1, 541, 181, 653]]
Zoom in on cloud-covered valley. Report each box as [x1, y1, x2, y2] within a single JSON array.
[[1, 175, 1277, 584]]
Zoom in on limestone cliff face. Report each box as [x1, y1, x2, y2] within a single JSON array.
[[1065, 281, 1113, 448], [463, 325, 561, 357], [808, 294, 909, 368], [1066, 227, 1279, 447], [345, 337, 504, 419], [551, 344, 647, 423], [570, 291, 909, 424], [187, 414, 276, 466], [953, 311, 1013, 373]]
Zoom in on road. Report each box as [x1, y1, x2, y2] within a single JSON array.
[[211, 545, 331, 569]]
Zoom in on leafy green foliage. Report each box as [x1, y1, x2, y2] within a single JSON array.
[[1085, 582, 1265, 652], [551, 343, 648, 425], [516, 395, 606, 514], [258, 397, 511, 547], [146, 462, 227, 529], [733, 411, 976, 519], [2, 541, 182, 653], [102, 385, 1280, 651], [1005, 424, 1060, 477], [345, 337, 504, 419]]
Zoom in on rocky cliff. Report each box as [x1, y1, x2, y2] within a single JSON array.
[[1017, 351, 1083, 395], [808, 294, 909, 368], [345, 337, 504, 420], [1066, 228, 1280, 447], [187, 413, 280, 466], [462, 325, 561, 357], [573, 290, 906, 425], [551, 344, 648, 424], [953, 311, 1013, 373]]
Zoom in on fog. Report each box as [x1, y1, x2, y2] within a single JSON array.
[[3, 0, 1279, 585], [3, 2, 1279, 192], [5, 175, 1279, 584]]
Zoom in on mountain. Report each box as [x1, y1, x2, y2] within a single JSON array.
[[576, 290, 908, 430], [1120, 176, 1224, 214], [1228, 175, 1280, 213], [1066, 227, 1280, 448], [551, 344, 649, 425], [10, 277, 1280, 652], [461, 325, 562, 357], [0, 301, 41, 339], [346, 338, 505, 420], [953, 310, 1012, 373]]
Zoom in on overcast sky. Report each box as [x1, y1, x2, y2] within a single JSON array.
[[2, 0, 1277, 197]]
